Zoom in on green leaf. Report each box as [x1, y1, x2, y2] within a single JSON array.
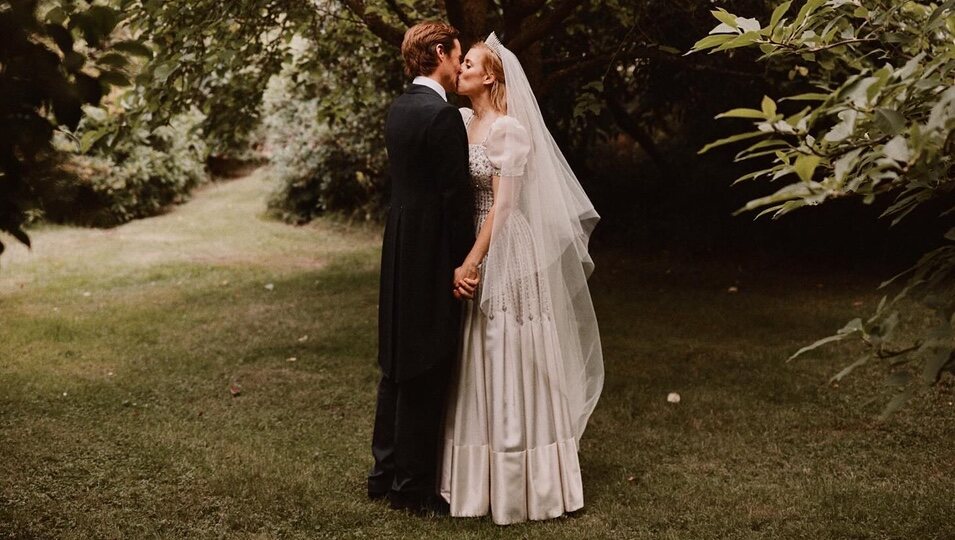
[[113, 40, 153, 59], [762, 96, 778, 118], [927, 0, 955, 28], [45, 24, 73, 54], [711, 9, 739, 28], [731, 165, 781, 185], [788, 332, 851, 361], [829, 355, 869, 384], [878, 387, 914, 420], [793, 0, 826, 28], [98, 52, 129, 69], [99, 70, 131, 87], [698, 131, 765, 154], [735, 138, 790, 160], [45, 6, 67, 25], [63, 51, 85, 72], [874, 108, 905, 136], [833, 148, 862, 183], [780, 93, 828, 102], [715, 108, 766, 119], [923, 345, 954, 385], [152, 62, 177, 84], [769, 1, 793, 30], [688, 34, 735, 53], [715, 31, 762, 51], [78, 128, 108, 153], [794, 154, 821, 183]]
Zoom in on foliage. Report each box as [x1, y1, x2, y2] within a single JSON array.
[[261, 64, 383, 223], [32, 107, 209, 227], [258, 16, 402, 222], [692, 0, 955, 417], [0, 0, 144, 254]]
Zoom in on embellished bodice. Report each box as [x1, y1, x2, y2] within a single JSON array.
[[465, 109, 500, 233], [468, 143, 497, 232], [460, 108, 550, 321]]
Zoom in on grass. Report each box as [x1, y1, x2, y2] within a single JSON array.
[[1, 168, 953, 539]]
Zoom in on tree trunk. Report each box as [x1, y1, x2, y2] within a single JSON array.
[[445, 0, 488, 46]]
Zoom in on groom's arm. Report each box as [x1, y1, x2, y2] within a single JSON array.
[[428, 106, 474, 266]]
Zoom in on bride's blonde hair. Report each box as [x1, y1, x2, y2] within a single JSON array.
[[473, 42, 506, 114]]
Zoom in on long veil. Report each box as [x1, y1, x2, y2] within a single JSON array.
[[481, 32, 603, 441]]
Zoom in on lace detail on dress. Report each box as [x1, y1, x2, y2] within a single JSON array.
[[464, 112, 550, 322]]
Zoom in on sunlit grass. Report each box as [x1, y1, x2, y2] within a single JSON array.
[[1, 169, 952, 539]]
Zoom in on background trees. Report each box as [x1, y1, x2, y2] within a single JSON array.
[[3, 0, 951, 414]]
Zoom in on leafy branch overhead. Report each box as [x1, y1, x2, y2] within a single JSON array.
[[0, 0, 144, 255], [691, 0, 955, 418]]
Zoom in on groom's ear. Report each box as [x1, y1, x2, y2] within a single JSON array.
[[435, 43, 446, 59]]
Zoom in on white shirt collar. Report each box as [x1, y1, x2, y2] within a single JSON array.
[[412, 76, 447, 102]]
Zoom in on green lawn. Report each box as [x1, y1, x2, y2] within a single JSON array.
[[1, 169, 952, 539]]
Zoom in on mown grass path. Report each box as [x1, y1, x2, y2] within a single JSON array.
[[1, 168, 953, 539]]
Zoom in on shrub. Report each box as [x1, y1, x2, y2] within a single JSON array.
[[261, 47, 388, 224], [32, 109, 209, 227]]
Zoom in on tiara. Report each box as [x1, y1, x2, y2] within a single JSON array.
[[485, 32, 505, 57]]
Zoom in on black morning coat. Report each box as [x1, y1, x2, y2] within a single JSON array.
[[378, 84, 475, 383]]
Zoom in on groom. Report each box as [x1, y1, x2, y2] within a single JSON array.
[[369, 21, 477, 513]]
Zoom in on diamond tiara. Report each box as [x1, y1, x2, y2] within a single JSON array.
[[485, 32, 505, 57]]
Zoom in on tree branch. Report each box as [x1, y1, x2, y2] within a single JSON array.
[[444, 0, 465, 34], [511, 0, 547, 19], [540, 54, 611, 96], [339, 0, 405, 48], [384, 0, 414, 28], [604, 94, 667, 171], [506, 0, 583, 54]]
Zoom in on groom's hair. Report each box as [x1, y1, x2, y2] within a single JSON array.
[[401, 21, 459, 78]]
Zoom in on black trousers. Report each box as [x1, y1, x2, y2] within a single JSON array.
[[368, 363, 451, 498]]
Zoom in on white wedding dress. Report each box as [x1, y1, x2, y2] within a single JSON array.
[[439, 108, 584, 525]]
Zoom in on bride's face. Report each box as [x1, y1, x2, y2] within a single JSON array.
[[456, 48, 493, 98]]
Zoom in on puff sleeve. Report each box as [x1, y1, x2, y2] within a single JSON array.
[[485, 116, 531, 177]]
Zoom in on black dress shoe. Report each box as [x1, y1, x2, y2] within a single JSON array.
[[388, 492, 449, 516], [368, 489, 389, 501], [387, 490, 422, 511], [424, 494, 450, 516]]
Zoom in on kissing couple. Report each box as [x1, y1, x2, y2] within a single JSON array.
[[369, 20, 604, 526]]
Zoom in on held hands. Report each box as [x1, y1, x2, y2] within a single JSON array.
[[452, 263, 480, 300]]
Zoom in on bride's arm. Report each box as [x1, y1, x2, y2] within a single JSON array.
[[453, 175, 501, 295]]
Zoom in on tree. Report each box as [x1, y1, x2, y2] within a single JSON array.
[[0, 0, 142, 255], [691, 0, 955, 417]]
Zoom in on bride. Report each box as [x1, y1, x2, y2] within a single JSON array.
[[440, 32, 604, 525]]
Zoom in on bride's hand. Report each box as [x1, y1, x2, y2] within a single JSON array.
[[453, 264, 480, 300]]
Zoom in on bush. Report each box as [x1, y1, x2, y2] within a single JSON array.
[[261, 74, 382, 224], [32, 109, 209, 227]]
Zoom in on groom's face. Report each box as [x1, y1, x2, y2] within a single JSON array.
[[436, 39, 462, 93]]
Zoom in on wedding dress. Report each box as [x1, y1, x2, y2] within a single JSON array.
[[439, 109, 582, 524], [439, 35, 603, 525]]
